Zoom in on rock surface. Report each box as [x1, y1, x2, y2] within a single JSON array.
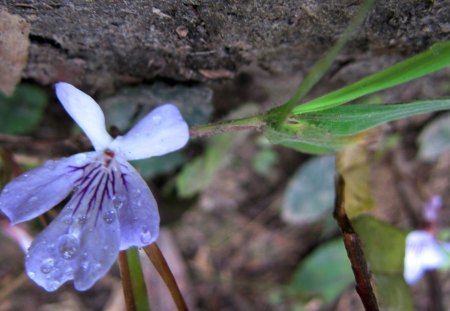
[[1, 0, 449, 94]]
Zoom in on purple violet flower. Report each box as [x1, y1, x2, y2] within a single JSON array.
[[0, 82, 189, 291]]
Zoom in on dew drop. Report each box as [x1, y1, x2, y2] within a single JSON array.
[[57, 234, 79, 260], [46, 243, 55, 253], [78, 216, 87, 224], [81, 260, 89, 271], [103, 210, 116, 224], [40, 258, 55, 274], [62, 215, 73, 225], [112, 196, 124, 209], [140, 226, 152, 244], [28, 271, 36, 278], [29, 196, 38, 203]]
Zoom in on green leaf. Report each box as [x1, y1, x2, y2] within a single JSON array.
[[336, 146, 374, 218], [298, 99, 450, 136], [0, 84, 48, 134], [289, 238, 354, 303], [282, 156, 335, 224], [417, 112, 450, 161], [293, 41, 450, 114], [132, 151, 185, 179], [252, 149, 278, 176], [353, 216, 407, 274], [175, 133, 234, 198], [265, 122, 365, 154], [352, 216, 413, 311]]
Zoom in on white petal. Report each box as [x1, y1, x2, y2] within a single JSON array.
[[0, 152, 97, 224], [404, 231, 447, 284], [109, 104, 189, 160], [115, 159, 160, 249], [55, 82, 112, 151]]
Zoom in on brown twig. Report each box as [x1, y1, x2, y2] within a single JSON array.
[[143, 243, 189, 311], [118, 251, 137, 311], [334, 175, 379, 311]]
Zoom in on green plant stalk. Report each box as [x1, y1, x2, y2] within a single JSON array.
[[189, 114, 265, 138], [268, 0, 374, 127], [292, 41, 450, 114], [126, 248, 151, 311]]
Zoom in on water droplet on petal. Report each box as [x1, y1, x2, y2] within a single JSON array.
[[29, 196, 38, 203], [46, 243, 55, 253], [81, 260, 89, 271], [65, 267, 74, 277], [78, 216, 87, 224], [62, 215, 73, 225], [112, 196, 124, 209], [103, 210, 116, 224], [57, 234, 79, 260], [140, 226, 152, 244], [40, 258, 55, 274], [28, 271, 36, 278]]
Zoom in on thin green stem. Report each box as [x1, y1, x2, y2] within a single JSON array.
[[126, 248, 151, 311], [189, 114, 265, 138]]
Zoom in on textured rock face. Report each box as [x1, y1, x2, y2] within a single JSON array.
[[1, 0, 449, 93]]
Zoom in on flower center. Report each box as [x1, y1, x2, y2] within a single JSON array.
[[66, 153, 128, 228]]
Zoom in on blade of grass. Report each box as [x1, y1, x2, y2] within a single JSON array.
[[268, 0, 374, 127], [292, 41, 450, 114], [144, 243, 189, 311], [126, 248, 151, 311]]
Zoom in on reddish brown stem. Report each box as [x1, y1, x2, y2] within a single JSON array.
[[334, 175, 379, 311], [143, 243, 189, 311], [118, 251, 137, 311]]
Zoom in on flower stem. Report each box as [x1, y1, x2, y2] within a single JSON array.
[[189, 114, 265, 138], [118, 251, 137, 311], [143, 243, 189, 311]]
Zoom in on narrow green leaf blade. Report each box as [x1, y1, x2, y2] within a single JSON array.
[[292, 41, 450, 114], [265, 122, 366, 154], [299, 99, 450, 136]]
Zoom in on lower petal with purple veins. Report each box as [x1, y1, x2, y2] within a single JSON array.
[[25, 161, 121, 292], [116, 159, 160, 250]]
